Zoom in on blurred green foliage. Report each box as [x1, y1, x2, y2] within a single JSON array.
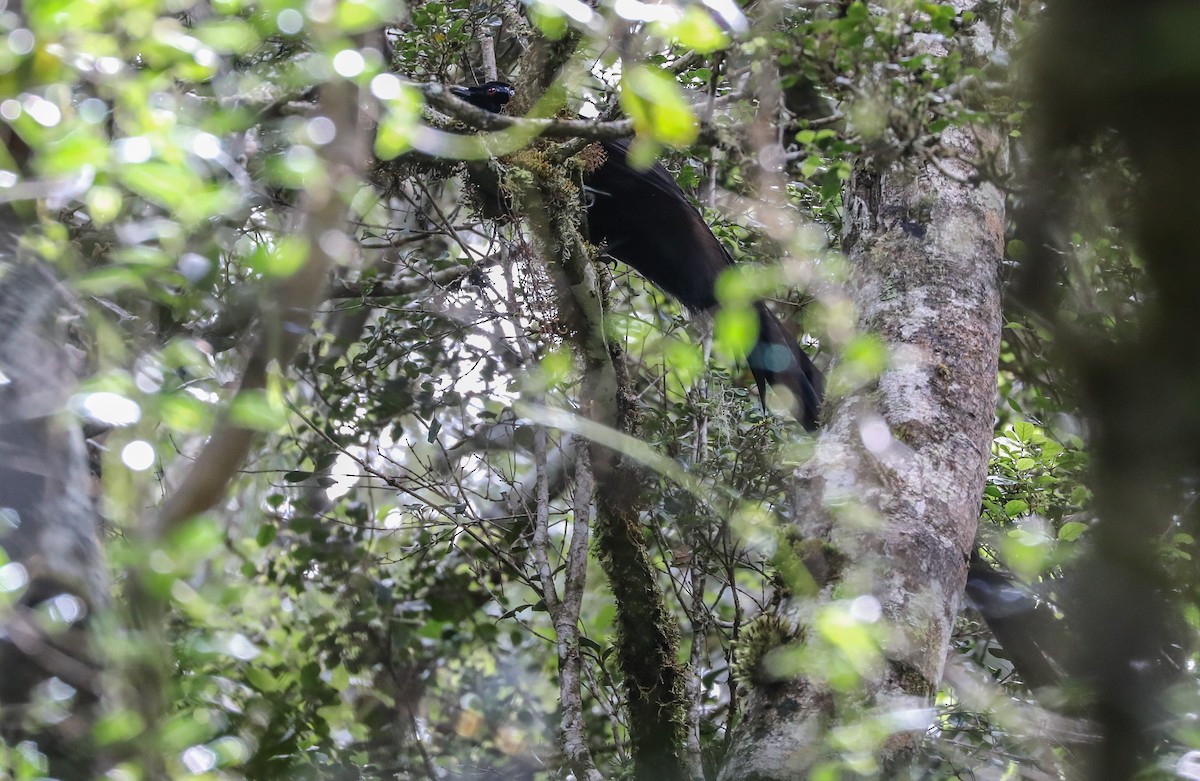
[[2, 0, 1191, 779]]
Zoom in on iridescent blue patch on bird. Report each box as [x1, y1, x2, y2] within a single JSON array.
[[751, 343, 794, 371]]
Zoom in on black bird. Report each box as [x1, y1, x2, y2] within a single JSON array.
[[450, 81, 515, 113], [450, 81, 824, 430], [965, 552, 1064, 689]]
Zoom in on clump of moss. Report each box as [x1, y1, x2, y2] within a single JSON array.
[[771, 535, 847, 597], [732, 613, 798, 686], [505, 147, 584, 217], [508, 147, 554, 179]]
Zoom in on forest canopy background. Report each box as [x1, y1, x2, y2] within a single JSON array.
[[2, 1, 1199, 780]]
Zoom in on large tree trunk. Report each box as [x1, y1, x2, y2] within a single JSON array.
[[718, 8, 1006, 777], [0, 219, 109, 780], [1015, 2, 1200, 776]]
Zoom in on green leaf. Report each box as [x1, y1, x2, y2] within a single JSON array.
[[246, 666, 281, 692], [247, 236, 310, 278], [539, 347, 574, 388], [168, 516, 224, 559], [1040, 440, 1064, 460], [75, 266, 149, 295], [917, 1, 958, 35], [375, 81, 425, 156], [624, 136, 664, 170], [270, 236, 310, 277], [27, 0, 103, 33], [159, 393, 212, 433], [527, 0, 568, 40], [40, 129, 109, 175], [193, 19, 261, 54], [229, 390, 288, 431], [714, 306, 758, 356], [658, 7, 730, 54], [1058, 521, 1087, 541], [664, 338, 704, 386], [1010, 421, 1038, 443], [621, 65, 698, 149], [94, 710, 146, 745], [300, 661, 321, 689], [499, 604, 533, 621], [1003, 499, 1029, 517], [579, 635, 604, 653], [119, 162, 202, 212], [714, 265, 761, 307], [336, 0, 398, 32], [86, 185, 123, 226], [841, 334, 887, 376], [256, 523, 277, 546]]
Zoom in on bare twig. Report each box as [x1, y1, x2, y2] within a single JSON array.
[[558, 444, 603, 781]]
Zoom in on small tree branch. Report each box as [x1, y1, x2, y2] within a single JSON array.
[[558, 445, 603, 781], [159, 77, 367, 530], [505, 150, 692, 781]]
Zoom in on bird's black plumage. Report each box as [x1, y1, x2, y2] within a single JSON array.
[[451, 82, 823, 430], [965, 552, 1063, 689], [450, 82, 515, 114]]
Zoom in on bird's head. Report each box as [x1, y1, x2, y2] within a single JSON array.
[[449, 81, 515, 114]]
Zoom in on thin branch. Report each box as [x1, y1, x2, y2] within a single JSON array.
[[530, 425, 562, 614], [421, 83, 635, 140], [418, 79, 750, 145], [0, 605, 102, 695], [326, 263, 477, 299], [159, 78, 366, 530], [558, 444, 604, 781]]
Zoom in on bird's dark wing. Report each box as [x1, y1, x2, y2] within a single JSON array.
[[966, 554, 1064, 689], [586, 140, 823, 429], [594, 139, 690, 205], [587, 140, 729, 311]]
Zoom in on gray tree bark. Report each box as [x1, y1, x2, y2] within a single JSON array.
[[718, 7, 1007, 777], [0, 221, 109, 780]]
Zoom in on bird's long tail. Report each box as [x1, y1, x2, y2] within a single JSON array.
[[748, 303, 824, 431]]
